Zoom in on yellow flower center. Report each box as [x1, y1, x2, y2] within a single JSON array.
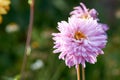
[[80, 13, 91, 19], [74, 31, 86, 40]]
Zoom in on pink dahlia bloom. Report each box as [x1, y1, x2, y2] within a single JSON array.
[[52, 17, 108, 68], [70, 3, 98, 20], [70, 3, 109, 31]]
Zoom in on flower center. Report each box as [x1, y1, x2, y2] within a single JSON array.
[[74, 31, 86, 40], [80, 13, 91, 19]]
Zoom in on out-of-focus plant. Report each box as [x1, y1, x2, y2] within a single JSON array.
[[0, 0, 11, 24], [21, 0, 34, 80], [5, 23, 19, 33]]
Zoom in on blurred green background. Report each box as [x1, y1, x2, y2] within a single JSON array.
[[0, 0, 120, 80]]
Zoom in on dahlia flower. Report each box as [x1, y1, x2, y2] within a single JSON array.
[[0, 0, 11, 23], [70, 3, 98, 20], [70, 3, 109, 31], [52, 17, 108, 68], [0, 15, 2, 23]]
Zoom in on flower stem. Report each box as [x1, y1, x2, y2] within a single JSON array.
[[20, 0, 34, 80], [82, 66, 85, 80], [76, 64, 80, 80]]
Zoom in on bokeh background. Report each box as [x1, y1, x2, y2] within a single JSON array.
[[0, 0, 120, 80]]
